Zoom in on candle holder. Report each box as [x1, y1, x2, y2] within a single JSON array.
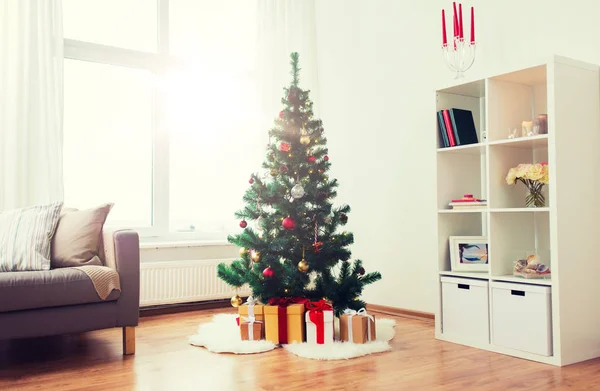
[[442, 37, 476, 79]]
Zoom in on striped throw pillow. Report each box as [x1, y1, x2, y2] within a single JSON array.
[[0, 202, 63, 272]]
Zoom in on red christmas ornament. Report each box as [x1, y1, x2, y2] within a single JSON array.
[[307, 156, 316, 163], [263, 267, 275, 278], [239, 220, 248, 228], [279, 165, 289, 174], [282, 216, 296, 230], [279, 141, 291, 152], [248, 178, 254, 184], [340, 213, 348, 224], [279, 111, 284, 119], [313, 241, 323, 253], [324, 156, 329, 161], [357, 267, 366, 276]]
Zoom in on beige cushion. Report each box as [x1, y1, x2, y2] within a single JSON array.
[[51, 203, 113, 268]]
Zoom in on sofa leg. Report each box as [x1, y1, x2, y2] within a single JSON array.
[[123, 326, 136, 355]]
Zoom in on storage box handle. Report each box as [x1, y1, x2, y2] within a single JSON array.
[[511, 290, 525, 296], [458, 284, 470, 290]]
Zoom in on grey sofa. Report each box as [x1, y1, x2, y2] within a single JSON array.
[[0, 229, 140, 355]]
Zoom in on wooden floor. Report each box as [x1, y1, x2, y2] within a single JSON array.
[[1, 309, 599, 391]]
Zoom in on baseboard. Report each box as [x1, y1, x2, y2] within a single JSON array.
[[367, 303, 435, 322], [139, 297, 246, 317]]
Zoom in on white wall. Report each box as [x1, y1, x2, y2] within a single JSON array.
[[314, 0, 600, 313]]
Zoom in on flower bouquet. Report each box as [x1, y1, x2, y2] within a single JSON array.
[[505, 162, 549, 207]]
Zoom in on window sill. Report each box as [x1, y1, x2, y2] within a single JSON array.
[[139, 239, 232, 250]]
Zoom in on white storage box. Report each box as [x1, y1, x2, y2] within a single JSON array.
[[491, 281, 552, 356], [441, 276, 489, 344]]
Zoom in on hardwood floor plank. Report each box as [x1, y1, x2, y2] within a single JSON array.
[[0, 308, 599, 390]]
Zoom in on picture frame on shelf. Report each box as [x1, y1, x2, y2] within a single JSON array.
[[449, 236, 489, 272]]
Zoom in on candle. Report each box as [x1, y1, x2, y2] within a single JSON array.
[[470, 7, 475, 43], [459, 3, 464, 39], [452, 2, 458, 37], [442, 9, 447, 45]]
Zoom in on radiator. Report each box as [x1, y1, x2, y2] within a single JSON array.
[[139, 259, 251, 307]]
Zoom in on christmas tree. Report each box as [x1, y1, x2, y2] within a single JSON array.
[[217, 52, 381, 316]]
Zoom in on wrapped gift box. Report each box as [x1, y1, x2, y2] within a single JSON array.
[[305, 300, 334, 344], [264, 302, 306, 344], [238, 296, 264, 323], [339, 309, 376, 344], [240, 320, 263, 341]]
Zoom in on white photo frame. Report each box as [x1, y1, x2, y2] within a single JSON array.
[[449, 236, 489, 272]]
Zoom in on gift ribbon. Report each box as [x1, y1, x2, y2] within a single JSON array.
[[343, 308, 375, 342], [243, 315, 256, 340], [268, 297, 309, 344], [306, 300, 333, 344]]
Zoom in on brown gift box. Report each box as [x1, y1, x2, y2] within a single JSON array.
[[240, 321, 263, 341], [238, 302, 265, 323], [264, 303, 305, 344], [339, 313, 376, 344]]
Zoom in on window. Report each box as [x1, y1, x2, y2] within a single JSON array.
[[63, 60, 153, 227], [63, 1, 261, 240]]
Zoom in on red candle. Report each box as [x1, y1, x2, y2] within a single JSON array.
[[459, 3, 464, 39], [442, 9, 447, 45], [470, 7, 475, 43], [452, 2, 458, 37]]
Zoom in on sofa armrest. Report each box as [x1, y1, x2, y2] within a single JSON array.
[[103, 228, 140, 327]]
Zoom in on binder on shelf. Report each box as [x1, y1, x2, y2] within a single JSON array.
[[442, 110, 456, 146], [437, 111, 449, 148], [449, 108, 479, 146]]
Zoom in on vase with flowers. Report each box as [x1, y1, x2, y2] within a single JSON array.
[[505, 162, 549, 207]]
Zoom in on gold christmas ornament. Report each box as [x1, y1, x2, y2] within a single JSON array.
[[239, 247, 248, 256], [230, 294, 243, 307], [298, 259, 309, 272], [300, 135, 310, 145], [250, 250, 261, 262], [270, 168, 277, 176]]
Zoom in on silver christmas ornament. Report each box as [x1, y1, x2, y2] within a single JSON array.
[[291, 183, 305, 199]]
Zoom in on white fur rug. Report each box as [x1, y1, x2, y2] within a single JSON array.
[[188, 313, 395, 360]]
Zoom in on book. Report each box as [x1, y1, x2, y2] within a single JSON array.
[[449, 108, 478, 145], [437, 111, 449, 147]]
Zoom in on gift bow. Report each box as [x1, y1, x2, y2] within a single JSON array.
[[245, 295, 258, 318], [343, 308, 374, 343], [305, 299, 332, 312], [268, 296, 309, 307], [306, 300, 332, 344]]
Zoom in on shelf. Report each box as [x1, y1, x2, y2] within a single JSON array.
[[488, 134, 548, 149], [439, 208, 487, 214], [490, 207, 549, 213], [439, 271, 489, 280], [437, 143, 485, 155], [491, 275, 552, 286]]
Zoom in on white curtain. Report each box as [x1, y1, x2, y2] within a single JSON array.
[[0, 0, 64, 210], [256, 0, 320, 129]]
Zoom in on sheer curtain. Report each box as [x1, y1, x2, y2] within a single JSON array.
[[256, 0, 320, 128], [0, 0, 64, 210]]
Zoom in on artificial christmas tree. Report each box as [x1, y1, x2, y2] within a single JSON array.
[[217, 52, 381, 317]]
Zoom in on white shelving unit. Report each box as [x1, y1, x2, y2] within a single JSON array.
[[435, 55, 600, 366]]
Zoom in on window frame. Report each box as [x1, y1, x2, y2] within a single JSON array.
[[63, 0, 171, 239]]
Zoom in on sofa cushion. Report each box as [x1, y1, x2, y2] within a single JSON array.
[[0, 202, 63, 272], [0, 268, 120, 313], [51, 203, 113, 268]]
